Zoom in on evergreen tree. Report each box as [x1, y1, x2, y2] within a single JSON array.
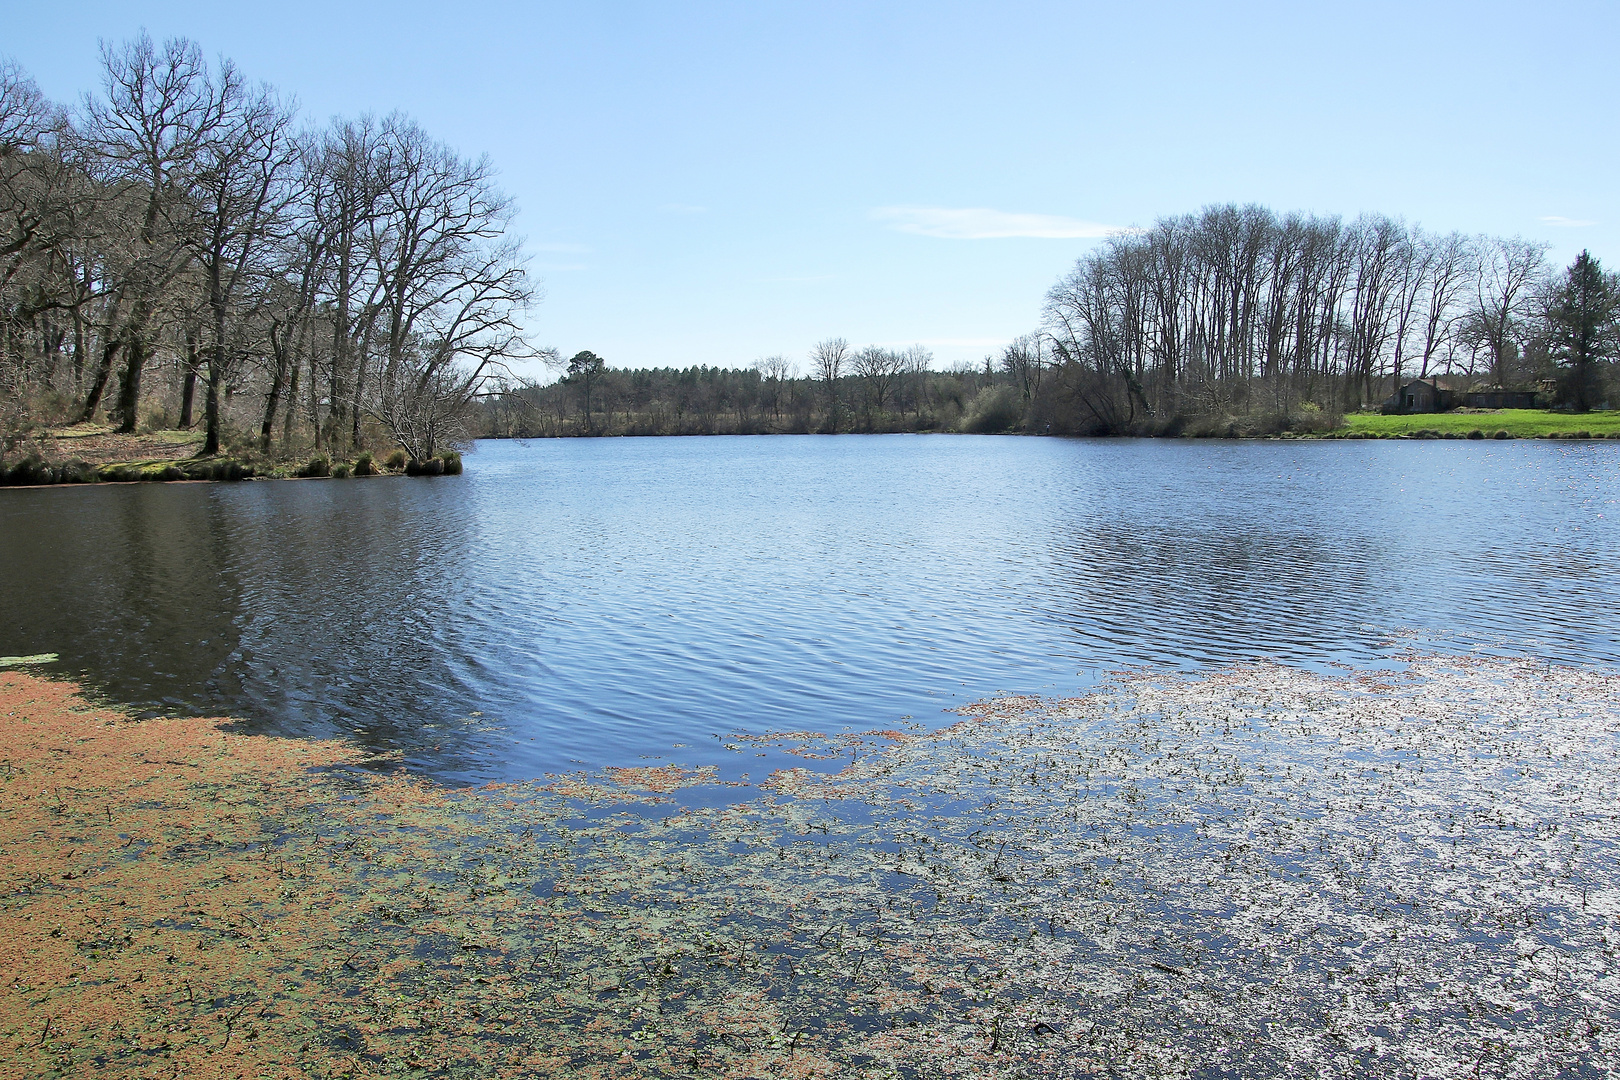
[[1545, 250, 1619, 412]]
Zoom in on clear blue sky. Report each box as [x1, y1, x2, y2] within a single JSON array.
[[7, 0, 1616, 374]]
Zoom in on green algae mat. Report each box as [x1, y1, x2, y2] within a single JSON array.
[[3, 656, 1618, 1078]]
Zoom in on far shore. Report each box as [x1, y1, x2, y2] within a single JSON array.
[[4, 410, 1617, 490]]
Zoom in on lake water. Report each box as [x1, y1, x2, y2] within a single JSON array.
[[2, 435, 1616, 784]]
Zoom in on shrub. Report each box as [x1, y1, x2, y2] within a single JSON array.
[[1466, 429, 1485, 440], [2, 454, 48, 485], [959, 386, 1023, 434], [438, 451, 463, 475], [332, 462, 353, 479], [300, 454, 331, 478], [406, 456, 446, 476], [384, 449, 408, 471], [1493, 430, 1510, 440], [353, 452, 377, 476]]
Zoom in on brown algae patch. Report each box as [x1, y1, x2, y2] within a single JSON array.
[[4, 658, 1620, 1078]]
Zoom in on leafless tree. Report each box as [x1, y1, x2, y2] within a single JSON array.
[[810, 336, 848, 430], [851, 344, 903, 420], [1411, 231, 1475, 379], [1001, 334, 1045, 406], [752, 354, 791, 418], [78, 34, 228, 431], [1469, 235, 1550, 387], [360, 120, 537, 457], [182, 65, 297, 454]]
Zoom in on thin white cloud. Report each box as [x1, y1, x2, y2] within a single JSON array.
[[533, 242, 591, 253], [1540, 215, 1597, 228], [872, 206, 1122, 240]]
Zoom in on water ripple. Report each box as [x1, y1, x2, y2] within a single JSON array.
[[1, 435, 1616, 782]]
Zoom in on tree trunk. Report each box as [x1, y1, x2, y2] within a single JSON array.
[[203, 301, 229, 455], [203, 358, 225, 456], [283, 354, 301, 447], [178, 327, 199, 428], [79, 335, 122, 424], [260, 364, 286, 449], [113, 332, 147, 434], [179, 369, 197, 429], [260, 326, 290, 449]]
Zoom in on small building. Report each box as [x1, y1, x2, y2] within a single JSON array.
[[1458, 387, 1539, 409], [1391, 379, 1445, 413], [1385, 378, 1540, 413]]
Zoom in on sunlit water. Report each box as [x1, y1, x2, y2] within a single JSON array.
[[2, 435, 1616, 783]]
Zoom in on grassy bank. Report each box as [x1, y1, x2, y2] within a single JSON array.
[[1342, 409, 1620, 438], [0, 441, 463, 486], [4, 656, 1617, 1078]]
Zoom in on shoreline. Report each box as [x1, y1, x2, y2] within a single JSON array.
[[0, 448, 464, 489], [6, 415, 1618, 489]]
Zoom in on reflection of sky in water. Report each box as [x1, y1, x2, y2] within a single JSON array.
[[0, 436, 1616, 783]]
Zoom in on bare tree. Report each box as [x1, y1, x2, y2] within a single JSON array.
[[751, 354, 791, 418], [362, 119, 536, 458], [1469, 235, 1550, 387], [183, 65, 297, 454], [851, 344, 903, 421], [810, 336, 848, 430], [1411, 232, 1475, 379], [1001, 334, 1044, 406], [0, 61, 80, 426], [79, 34, 226, 431]]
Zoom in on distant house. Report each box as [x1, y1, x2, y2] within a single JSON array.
[[1385, 378, 1540, 413]]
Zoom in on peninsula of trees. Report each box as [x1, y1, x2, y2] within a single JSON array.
[[1, 37, 537, 465]]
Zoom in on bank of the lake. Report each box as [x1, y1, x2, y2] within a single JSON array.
[[0, 429, 465, 486], [8, 412, 1620, 490], [1342, 408, 1620, 439]]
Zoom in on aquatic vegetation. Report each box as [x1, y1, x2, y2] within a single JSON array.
[[3, 656, 1617, 1077]]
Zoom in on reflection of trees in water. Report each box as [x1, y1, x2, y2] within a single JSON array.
[[0, 481, 494, 773], [219, 481, 482, 765], [0, 486, 245, 711], [1043, 517, 1384, 666]]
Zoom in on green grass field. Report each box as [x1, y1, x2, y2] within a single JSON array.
[[1342, 409, 1620, 438]]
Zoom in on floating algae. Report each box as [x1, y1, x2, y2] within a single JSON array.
[[0, 653, 56, 667], [3, 656, 1618, 1078]]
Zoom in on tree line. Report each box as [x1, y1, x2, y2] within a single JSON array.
[[1, 37, 538, 461], [1038, 205, 1618, 433], [486, 205, 1615, 440], [480, 342, 1041, 437]]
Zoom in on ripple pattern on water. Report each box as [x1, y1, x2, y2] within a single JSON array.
[[1, 435, 1616, 781]]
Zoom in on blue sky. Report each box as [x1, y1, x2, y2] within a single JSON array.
[[6, 0, 1616, 374]]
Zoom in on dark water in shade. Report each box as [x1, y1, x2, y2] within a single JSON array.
[[1, 435, 1617, 783]]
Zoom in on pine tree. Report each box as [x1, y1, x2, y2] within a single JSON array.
[[1545, 250, 1619, 412]]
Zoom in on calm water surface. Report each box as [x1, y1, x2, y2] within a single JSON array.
[[1, 435, 1616, 783]]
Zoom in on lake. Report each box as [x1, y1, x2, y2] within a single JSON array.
[[2, 435, 1616, 783]]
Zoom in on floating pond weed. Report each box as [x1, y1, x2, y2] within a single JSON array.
[[3, 655, 1618, 1077]]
